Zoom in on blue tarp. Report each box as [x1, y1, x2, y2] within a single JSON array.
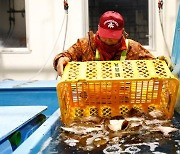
[[172, 4, 180, 77]]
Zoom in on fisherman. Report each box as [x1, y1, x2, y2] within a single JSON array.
[[53, 11, 155, 76]]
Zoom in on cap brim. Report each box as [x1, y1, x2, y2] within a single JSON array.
[[98, 26, 123, 40]]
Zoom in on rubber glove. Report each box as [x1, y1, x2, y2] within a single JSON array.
[[57, 57, 70, 76]]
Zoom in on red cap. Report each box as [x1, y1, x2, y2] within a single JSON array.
[[98, 11, 124, 39]]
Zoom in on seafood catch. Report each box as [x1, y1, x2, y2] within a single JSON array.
[[60, 109, 178, 152]]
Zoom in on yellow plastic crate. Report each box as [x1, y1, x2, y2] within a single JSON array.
[[57, 60, 179, 125]]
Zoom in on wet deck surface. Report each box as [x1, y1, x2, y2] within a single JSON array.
[[41, 111, 180, 154]]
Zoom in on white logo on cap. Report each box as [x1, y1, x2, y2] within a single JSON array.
[[108, 22, 114, 28], [104, 20, 119, 29]]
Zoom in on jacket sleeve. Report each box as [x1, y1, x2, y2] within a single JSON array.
[[53, 38, 85, 71], [127, 39, 155, 60]]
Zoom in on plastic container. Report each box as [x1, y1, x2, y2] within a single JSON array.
[[57, 60, 179, 125], [9, 131, 21, 147]]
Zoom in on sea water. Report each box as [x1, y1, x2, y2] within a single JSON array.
[[39, 112, 180, 154]]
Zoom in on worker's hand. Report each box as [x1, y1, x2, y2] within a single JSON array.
[[57, 57, 70, 76], [157, 56, 174, 71]]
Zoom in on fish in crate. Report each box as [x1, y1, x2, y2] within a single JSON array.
[[56, 60, 179, 152]]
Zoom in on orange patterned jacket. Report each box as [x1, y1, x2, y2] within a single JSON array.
[[53, 31, 154, 71]]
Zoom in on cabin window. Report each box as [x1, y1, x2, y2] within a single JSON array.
[[0, 0, 30, 53]]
